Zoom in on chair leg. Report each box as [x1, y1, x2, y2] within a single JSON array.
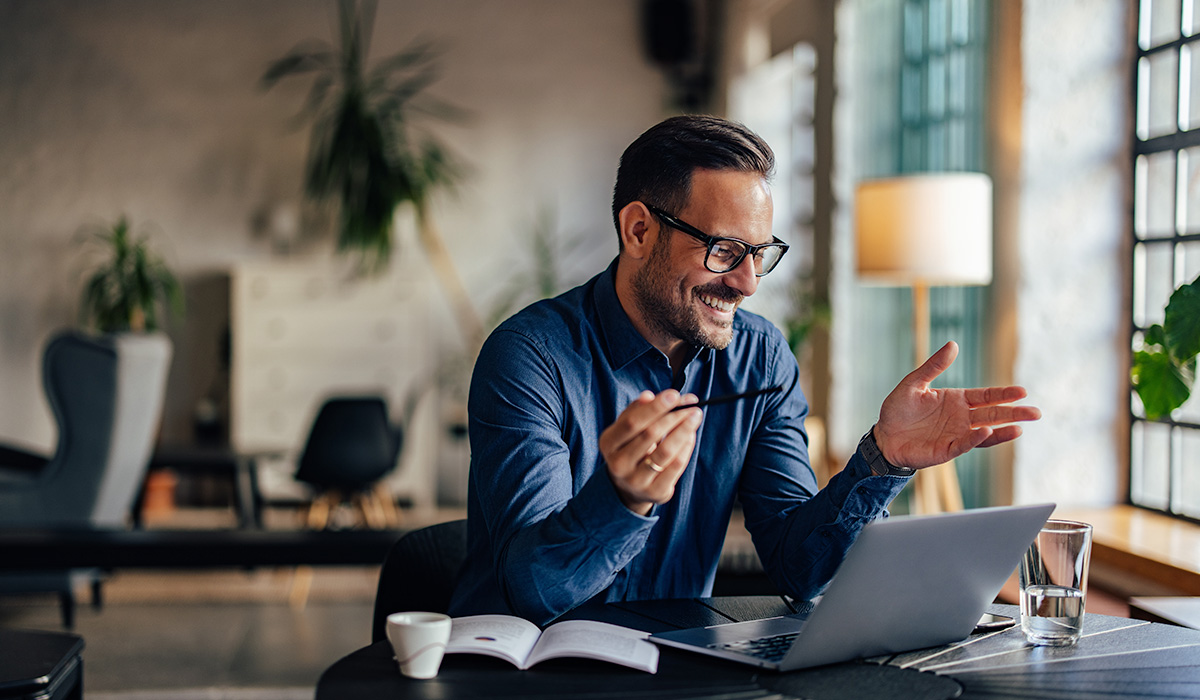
[[289, 566, 314, 609], [58, 590, 76, 630], [91, 576, 104, 610], [356, 492, 385, 530], [306, 492, 335, 530], [374, 483, 401, 528]]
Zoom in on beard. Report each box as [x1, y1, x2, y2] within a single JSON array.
[[631, 233, 742, 351]]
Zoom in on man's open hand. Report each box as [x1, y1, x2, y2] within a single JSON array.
[[874, 341, 1041, 469]]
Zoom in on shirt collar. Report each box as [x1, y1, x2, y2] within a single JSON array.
[[593, 257, 660, 370]]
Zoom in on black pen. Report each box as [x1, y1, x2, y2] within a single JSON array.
[[670, 385, 783, 411]]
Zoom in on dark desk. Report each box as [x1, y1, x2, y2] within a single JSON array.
[[0, 529, 401, 569], [140, 443, 274, 529], [0, 629, 83, 700], [316, 599, 1200, 700]]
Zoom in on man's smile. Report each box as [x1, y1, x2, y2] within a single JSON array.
[[696, 286, 741, 317]]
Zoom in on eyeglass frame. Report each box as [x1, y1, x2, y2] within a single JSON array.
[[644, 204, 789, 277]]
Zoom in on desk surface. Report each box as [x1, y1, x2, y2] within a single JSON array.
[[316, 598, 1200, 700], [0, 628, 84, 699]]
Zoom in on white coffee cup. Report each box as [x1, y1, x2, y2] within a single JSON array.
[[385, 612, 452, 679]]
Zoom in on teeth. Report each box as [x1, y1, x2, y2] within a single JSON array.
[[700, 294, 735, 313]]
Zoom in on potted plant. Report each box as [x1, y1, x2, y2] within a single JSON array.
[[262, 0, 483, 351], [79, 215, 183, 334], [77, 214, 180, 521], [1131, 274, 1200, 420]]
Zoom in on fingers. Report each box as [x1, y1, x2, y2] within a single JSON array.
[[601, 390, 698, 462], [906, 341, 959, 387], [601, 390, 703, 513], [969, 403, 1042, 428], [964, 385, 1028, 408], [975, 424, 1022, 448]]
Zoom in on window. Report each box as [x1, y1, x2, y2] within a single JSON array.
[[1132, 0, 1200, 521]]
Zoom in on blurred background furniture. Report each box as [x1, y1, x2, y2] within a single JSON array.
[[295, 396, 403, 530], [0, 330, 172, 627], [229, 260, 438, 514], [370, 519, 468, 643]]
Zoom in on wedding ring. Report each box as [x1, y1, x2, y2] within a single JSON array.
[[641, 456, 665, 473]]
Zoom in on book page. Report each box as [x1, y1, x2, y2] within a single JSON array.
[[526, 620, 659, 673], [445, 615, 541, 667]]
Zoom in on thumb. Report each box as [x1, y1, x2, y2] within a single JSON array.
[[906, 341, 958, 387]]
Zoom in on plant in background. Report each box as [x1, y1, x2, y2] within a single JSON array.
[[262, 0, 485, 352], [487, 208, 590, 329], [79, 215, 183, 333], [782, 271, 831, 359], [261, 0, 461, 274], [1132, 274, 1200, 420]]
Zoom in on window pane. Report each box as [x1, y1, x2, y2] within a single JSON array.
[[1181, 428, 1200, 519], [1182, 239, 1200, 280], [1149, 0, 1183, 48], [1147, 48, 1181, 139], [1143, 242, 1176, 325], [1141, 150, 1177, 238], [1186, 43, 1200, 130], [1132, 420, 1172, 510], [1182, 148, 1200, 232]]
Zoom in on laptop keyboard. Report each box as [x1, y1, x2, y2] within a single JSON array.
[[709, 632, 799, 662]]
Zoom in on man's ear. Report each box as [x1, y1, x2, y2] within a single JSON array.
[[618, 201, 656, 260]]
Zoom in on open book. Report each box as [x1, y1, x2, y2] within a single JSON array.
[[445, 615, 659, 673]]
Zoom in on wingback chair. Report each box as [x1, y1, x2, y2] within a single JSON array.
[[0, 330, 172, 627]]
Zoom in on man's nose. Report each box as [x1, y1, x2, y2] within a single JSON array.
[[723, 255, 760, 297]]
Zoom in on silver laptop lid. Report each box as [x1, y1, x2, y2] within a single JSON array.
[[778, 502, 1056, 669]]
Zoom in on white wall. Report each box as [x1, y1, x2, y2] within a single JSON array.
[[0, 0, 668, 449], [1013, 0, 1133, 507]]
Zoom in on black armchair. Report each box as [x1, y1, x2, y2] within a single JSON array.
[[0, 330, 172, 627], [371, 519, 468, 643]]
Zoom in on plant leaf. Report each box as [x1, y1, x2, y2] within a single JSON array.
[[261, 44, 335, 87], [1164, 275, 1200, 361], [1132, 348, 1195, 420]]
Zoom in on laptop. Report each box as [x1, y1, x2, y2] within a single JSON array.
[[650, 503, 1055, 671]]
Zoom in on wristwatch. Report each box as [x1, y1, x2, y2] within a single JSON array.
[[858, 427, 916, 477]]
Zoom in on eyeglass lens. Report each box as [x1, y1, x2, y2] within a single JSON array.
[[708, 239, 786, 276]]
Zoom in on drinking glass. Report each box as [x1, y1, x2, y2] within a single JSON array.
[[1018, 519, 1092, 646]]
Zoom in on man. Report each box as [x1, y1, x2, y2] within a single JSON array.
[[449, 115, 1039, 625]]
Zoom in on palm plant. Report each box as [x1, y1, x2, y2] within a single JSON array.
[[262, 0, 483, 350], [1132, 275, 1200, 420], [79, 216, 183, 333]]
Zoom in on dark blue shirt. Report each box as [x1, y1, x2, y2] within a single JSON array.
[[449, 260, 909, 624]]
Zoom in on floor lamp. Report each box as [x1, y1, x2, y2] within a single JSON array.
[[854, 173, 993, 513]]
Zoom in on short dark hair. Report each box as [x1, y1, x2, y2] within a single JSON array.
[[611, 115, 775, 245]]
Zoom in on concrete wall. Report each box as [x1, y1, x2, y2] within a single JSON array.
[[0, 0, 667, 450], [1012, 0, 1134, 507]]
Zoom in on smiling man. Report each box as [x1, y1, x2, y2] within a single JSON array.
[[448, 115, 1040, 625]]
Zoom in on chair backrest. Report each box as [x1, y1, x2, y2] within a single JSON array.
[[371, 519, 468, 643], [295, 396, 401, 492], [0, 330, 172, 528]]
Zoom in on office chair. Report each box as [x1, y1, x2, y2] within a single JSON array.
[[371, 519, 468, 643], [0, 330, 172, 627], [294, 396, 403, 530]]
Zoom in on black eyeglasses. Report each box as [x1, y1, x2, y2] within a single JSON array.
[[645, 204, 789, 277]]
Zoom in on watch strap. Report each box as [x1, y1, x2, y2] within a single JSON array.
[[859, 428, 916, 477]]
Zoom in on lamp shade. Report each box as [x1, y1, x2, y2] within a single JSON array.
[[855, 173, 993, 286]]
